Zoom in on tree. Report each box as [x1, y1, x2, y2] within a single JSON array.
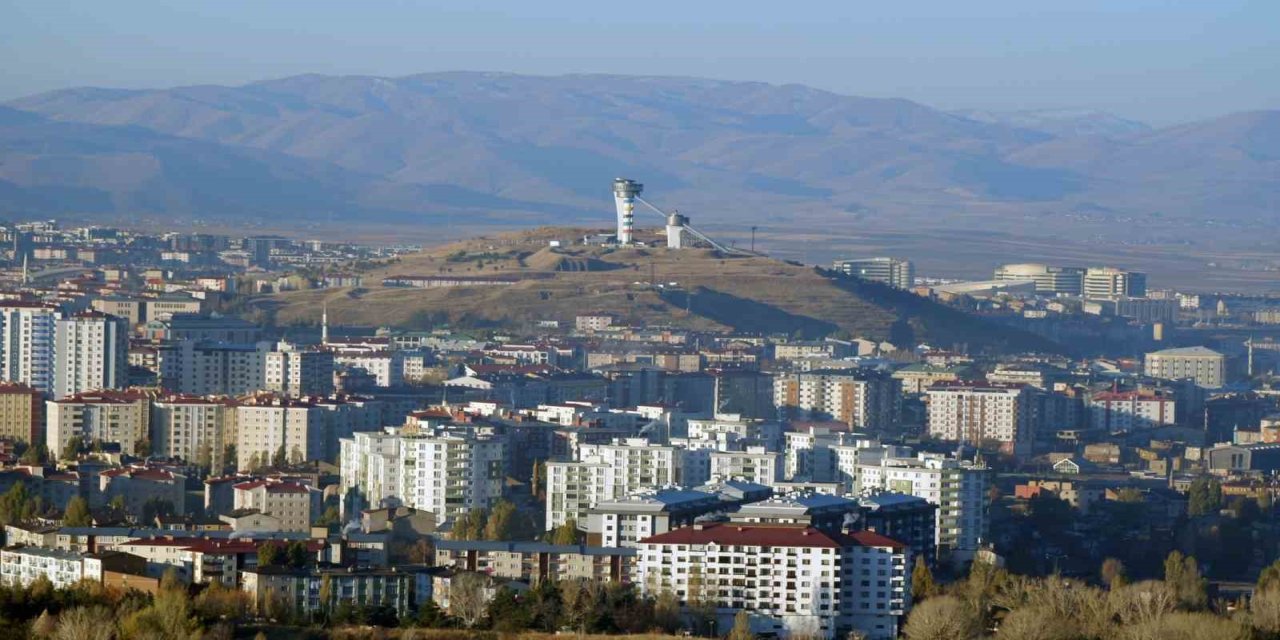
[[453, 508, 488, 541], [314, 505, 341, 527], [63, 495, 91, 527], [1101, 557, 1128, 590], [449, 572, 489, 628], [271, 444, 288, 469], [653, 590, 682, 634], [53, 606, 115, 640], [142, 497, 176, 524], [911, 555, 936, 601], [108, 495, 126, 511], [1252, 580, 1280, 635], [31, 609, 56, 638], [135, 437, 152, 458], [1260, 559, 1280, 593], [19, 444, 48, 466], [0, 481, 38, 525], [60, 436, 84, 461], [531, 460, 547, 502], [1187, 476, 1222, 517], [484, 499, 517, 540], [903, 595, 982, 640], [258, 542, 283, 568], [728, 610, 754, 640], [1164, 551, 1207, 610], [285, 540, 309, 568], [550, 518, 580, 545]]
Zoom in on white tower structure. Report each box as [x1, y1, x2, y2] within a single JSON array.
[[612, 178, 643, 245], [665, 213, 688, 249]]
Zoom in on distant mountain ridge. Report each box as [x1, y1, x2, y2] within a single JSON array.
[[2, 72, 1276, 235]]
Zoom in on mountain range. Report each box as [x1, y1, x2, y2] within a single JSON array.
[[1, 72, 1276, 240]]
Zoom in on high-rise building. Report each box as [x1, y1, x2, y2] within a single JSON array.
[[53, 311, 129, 399], [773, 369, 901, 430], [856, 453, 988, 564], [0, 302, 60, 395], [546, 438, 687, 530], [156, 341, 267, 396], [926, 382, 1038, 456], [46, 390, 152, 456], [232, 479, 320, 532], [833, 257, 915, 290], [1083, 267, 1147, 298], [152, 395, 237, 468], [993, 263, 1083, 295], [0, 382, 43, 444], [635, 523, 911, 639], [265, 344, 335, 396], [1144, 346, 1227, 389]]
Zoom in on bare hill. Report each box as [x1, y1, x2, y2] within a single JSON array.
[[261, 228, 1058, 354]]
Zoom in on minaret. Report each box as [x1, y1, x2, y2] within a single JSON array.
[[321, 303, 329, 345], [21, 254, 28, 286]]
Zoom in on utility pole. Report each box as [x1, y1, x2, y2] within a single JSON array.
[[750, 226, 758, 253]]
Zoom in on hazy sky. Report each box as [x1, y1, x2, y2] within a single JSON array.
[[2, 0, 1276, 124]]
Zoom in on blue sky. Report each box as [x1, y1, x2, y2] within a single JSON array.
[[1, 0, 1276, 124]]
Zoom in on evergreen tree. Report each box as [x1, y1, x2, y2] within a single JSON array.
[[1187, 476, 1222, 516], [258, 543, 283, 567], [911, 555, 936, 601], [483, 499, 517, 540], [63, 495, 91, 527], [1164, 550, 1207, 610], [550, 518, 580, 545]]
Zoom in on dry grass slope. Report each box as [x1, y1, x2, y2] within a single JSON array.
[[263, 227, 1060, 353]]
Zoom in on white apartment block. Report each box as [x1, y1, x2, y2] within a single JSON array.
[[152, 396, 236, 467], [0, 302, 60, 395], [856, 454, 987, 564], [233, 480, 318, 532], [0, 546, 86, 589], [709, 447, 781, 485], [926, 382, 1037, 456], [157, 341, 267, 396], [1087, 391, 1176, 433], [546, 439, 687, 530], [773, 370, 901, 430], [687, 415, 783, 451], [339, 429, 402, 514], [1144, 346, 1226, 389], [53, 311, 129, 399], [47, 390, 151, 456], [396, 428, 506, 523], [635, 523, 910, 639], [264, 345, 335, 396], [333, 350, 404, 387]]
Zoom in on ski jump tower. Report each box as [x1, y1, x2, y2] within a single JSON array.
[[612, 178, 643, 245]]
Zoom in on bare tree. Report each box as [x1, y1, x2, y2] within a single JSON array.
[[53, 607, 115, 640], [449, 572, 490, 628], [902, 595, 982, 640]]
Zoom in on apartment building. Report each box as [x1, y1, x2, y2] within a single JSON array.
[[333, 350, 404, 387], [156, 341, 267, 396], [47, 390, 152, 456], [396, 428, 506, 523], [434, 540, 633, 583], [1087, 391, 1177, 433], [0, 383, 43, 444], [235, 394, 383, 471], [635, 523, 910, 639], [832, 257, 914, 289], [0, 546, 87, 588], [151, 395, 237, 468], [232, 480, 319, 532], [926, 382, 1038, 456], [0, 302, 60, 395], [264, 344, 335, 396], [993, 263, 1084, 295], [773, 370, 901, 431], [52, 311, 129, 400], [97, 466, 187, 516], [241, 566, 426, 619], [1083, 267, 1147, 299], [586, 488, 723, 548], [856, 454, 987, 564], [709, 447, 782, 486], [1144, 346, 1227, 389]]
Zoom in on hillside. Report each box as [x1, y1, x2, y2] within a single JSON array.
[[5, 73, 1276, 241], [260, 228, 1059, 354]]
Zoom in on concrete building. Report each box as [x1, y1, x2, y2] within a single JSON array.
[[636, 523, 911, 639], [0, 383, 43, 444], [1083, 267, 1147, 299], [926, 382, 1038, 456], [242, 566, 426, 619], [856, 454, 987, 564], [546, 439, 687, 530], [0, 302, 60, 395], [0, 546, 87, 588], [586, 488, 723, 548], [434, 540, 632, 584], [993, 263, 1083, 295], [1144, 346, 1227, 389], [152, 395, 236, 468], [232, 480, 319, 532], [891, 363, 972, 395], [833, 257, 915, 290], [47, 390, 152, 456], [53, 311, 129, 399], [773, 369, 901, 430], [709, 447, 782, 486], [1087, 391, 1177, 433], [156, 341, 266, 396], [264, 344, 335, 396], [98, 466, 187, 516], [333, 350, 403, 388]]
